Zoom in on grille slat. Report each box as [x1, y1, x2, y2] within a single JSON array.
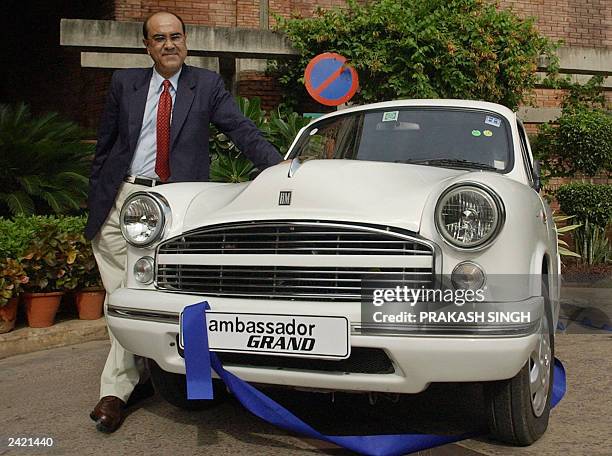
[[159, 223, 431, 256], [157, 267, 431, 275], [156, 222, 435, 300], [158, 247, 429, 254], [156, 274, 431, 283]]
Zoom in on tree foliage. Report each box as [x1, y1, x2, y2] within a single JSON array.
[[0, 104, 93, 217], [271, 0, 558, 110]]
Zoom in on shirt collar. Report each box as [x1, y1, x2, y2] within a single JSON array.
[[151, 66, 182, 92]]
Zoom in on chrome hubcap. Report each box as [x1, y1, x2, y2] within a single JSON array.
[[529, 312, 551, 417]]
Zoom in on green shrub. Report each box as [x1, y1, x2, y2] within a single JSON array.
[[0, 216, 38, 259], [556, 183, 612, 227], [209, 97, 309, 182], [0, 104, 93, 217], [556, 183, 612, 266], [210, 152, 255, 183], [272, 0, 558, 110], [267, 108, 310, 155], [573, 220, 611, 265], [534, 109, 612, 178]]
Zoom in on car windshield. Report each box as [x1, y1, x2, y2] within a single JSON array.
[[289, 108, 513, 172]]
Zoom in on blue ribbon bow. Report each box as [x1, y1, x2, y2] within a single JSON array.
[[183, 301, 566, 456]]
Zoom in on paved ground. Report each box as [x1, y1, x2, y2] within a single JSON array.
[[0, 330, 610, 456]]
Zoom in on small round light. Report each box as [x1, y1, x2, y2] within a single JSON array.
[[435, 184, 504, 249], [134, 257, 155, 284], [452, 262, 485, 290], [120, 193, 167, 246]]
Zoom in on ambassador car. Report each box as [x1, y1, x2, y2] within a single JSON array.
[[108, 99, 559, 446]]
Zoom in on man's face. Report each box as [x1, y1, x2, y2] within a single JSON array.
[[144, 13, 187, 78]]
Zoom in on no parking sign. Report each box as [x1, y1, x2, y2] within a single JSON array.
[[304, 52, 359, 106]]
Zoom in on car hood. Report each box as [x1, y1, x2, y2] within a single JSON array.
[[183, 160, 467, 233]]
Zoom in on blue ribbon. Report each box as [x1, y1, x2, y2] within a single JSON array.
[[183, 302, 566, 456]]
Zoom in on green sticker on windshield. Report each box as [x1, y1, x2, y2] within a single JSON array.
[[382, 111, 399, 122], [471, 129, 482, 137]]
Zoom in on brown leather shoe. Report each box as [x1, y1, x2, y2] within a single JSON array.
[[89, 396, 126, 433]]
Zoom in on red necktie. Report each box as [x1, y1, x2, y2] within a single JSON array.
[[156, 79, 172, 182]]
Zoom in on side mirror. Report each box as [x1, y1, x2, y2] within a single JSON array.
[[533, 160, 541, 192]]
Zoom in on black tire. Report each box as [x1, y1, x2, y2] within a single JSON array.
[[484, 296, 555, 445], [149, 360, 228, 411]]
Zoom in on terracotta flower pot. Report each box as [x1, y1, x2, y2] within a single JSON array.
[[0, 297, 19, 334], [75, 290, 105, 320], [23, 292, 63, 328]]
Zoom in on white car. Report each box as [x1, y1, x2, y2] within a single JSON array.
[[108, 99, 559, 445]]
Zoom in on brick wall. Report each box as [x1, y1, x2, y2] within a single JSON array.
[[498, 0, 612, 48], [237, 0, 261, 28], [115, 0, 238, 27], [237, 71, 283, 111]]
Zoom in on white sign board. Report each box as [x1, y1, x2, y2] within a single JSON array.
[[180, 312, 350, 360]]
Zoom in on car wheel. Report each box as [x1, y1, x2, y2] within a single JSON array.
[[484, 297, 554, 445], [149, 360, 228, 411]]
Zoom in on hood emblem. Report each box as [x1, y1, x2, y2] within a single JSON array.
[[279, 191, 292, 206]]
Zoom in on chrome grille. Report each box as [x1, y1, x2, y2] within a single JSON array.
[[158, 222, 432, 255], [156, 222, 435, 300]]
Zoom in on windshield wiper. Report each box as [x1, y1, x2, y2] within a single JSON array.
[[395, 158, 498, 171]]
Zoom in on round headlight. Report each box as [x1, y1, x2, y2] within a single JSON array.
[[120, 193, 168, 247], [435, 184, 504, 249]]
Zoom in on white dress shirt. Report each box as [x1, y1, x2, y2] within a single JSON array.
[[128, 66, 182, 179]]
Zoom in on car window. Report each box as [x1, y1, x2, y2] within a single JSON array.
[[290, 108, 513, 172]]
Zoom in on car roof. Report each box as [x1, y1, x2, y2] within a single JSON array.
[[312, 99, 517, 124]]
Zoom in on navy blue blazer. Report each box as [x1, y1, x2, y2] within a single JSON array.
[[85, 64, 282, 239]]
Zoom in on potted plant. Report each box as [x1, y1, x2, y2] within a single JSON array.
[[21, 217, 77, 327], [0, 217, 33, 332], [73, 232, 105, 320], [0, 258, 28, 333]]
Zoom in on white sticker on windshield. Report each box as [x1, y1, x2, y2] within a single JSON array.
[[382, 111, 399, 122], [309, 128, 318, 136], [485, 116, 502, 128], [494, 160, 505, 170]]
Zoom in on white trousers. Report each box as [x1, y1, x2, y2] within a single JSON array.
[[92, 182, 148, 402]]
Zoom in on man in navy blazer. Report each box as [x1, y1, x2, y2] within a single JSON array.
[[88, 11, 282, 433]]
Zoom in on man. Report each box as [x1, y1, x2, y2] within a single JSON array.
[[86, 11, 282, 433]]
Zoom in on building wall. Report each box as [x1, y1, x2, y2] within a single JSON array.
[[88, 0, 612, 129], [499, 0, 611, 48], [6, 1, 609, 134], [113, 0, 351, 28]]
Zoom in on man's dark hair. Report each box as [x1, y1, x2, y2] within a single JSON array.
[[142, 11, 186, 39]]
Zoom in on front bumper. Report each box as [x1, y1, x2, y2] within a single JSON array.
[[107, 288, 544, 394]]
